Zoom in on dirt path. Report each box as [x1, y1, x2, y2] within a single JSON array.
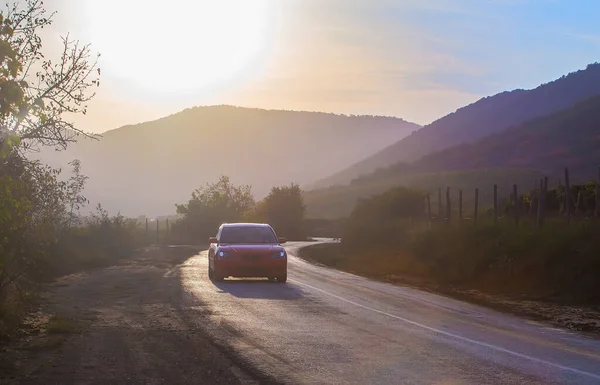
[[0, 246, 278, 385]]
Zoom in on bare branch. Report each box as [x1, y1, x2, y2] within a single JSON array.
[[1, 0, 100, 151]]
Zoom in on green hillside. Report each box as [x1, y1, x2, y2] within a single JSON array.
[[304, 168, 544, 219]]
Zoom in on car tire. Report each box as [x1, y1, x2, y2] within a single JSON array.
[[208, 265, 214, 280], [277, 275, 287, 283], [213, 270, 225, 281]]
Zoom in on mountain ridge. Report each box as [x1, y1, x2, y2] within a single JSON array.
[[33, 105, 420, 217], [304, 94, 600, 218], [311, 63, 600, 189]]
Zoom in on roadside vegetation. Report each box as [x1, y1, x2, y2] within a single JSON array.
[[301, 183, 600, 308], [0, 1, 139, 339]]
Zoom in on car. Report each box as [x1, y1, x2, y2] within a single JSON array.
[[207, 223, 288, 283]]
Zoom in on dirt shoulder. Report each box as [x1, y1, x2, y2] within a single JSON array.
[[0, 246, 278, 385], [297, 243, 600, 336]]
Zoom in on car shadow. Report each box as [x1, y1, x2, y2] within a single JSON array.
[[211, 279, 304, 300]]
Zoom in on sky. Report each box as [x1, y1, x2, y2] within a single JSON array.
[[37, 0, 600, 133]]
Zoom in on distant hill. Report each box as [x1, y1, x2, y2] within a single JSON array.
[[304, 95, 600, 219], [361, 95, 600, 182], [33, 105, 419, 217], [312, 63, 600, 188]]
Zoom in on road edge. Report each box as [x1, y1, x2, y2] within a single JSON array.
[[294, 242, 600, 338]]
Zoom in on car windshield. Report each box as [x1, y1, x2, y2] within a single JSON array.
[[220, 226, 278, 244]]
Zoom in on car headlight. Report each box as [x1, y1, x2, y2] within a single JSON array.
[[218, 251, 230, 258], [273, 250, 286, 258]]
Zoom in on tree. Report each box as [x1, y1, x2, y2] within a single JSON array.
[[176, 175, 255, 239], [65, 159, 88, 228], [0, 153, 68, 293], [252, 184, 306, 240], [1, 1, 98, 319], [1, 0, 100, 152]]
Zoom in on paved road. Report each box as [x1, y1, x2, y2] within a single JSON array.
[[181, 241, 600, 384]]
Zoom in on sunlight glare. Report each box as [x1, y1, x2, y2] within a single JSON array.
[[84, 0, 272, 93]]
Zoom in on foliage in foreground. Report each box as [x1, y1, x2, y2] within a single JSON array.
[[0, 0, 100, 151], [0, 154, 141, 338], [0, 0, 124, 339]]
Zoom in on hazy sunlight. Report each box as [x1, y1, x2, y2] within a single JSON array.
[[4, 1, 600, 384], [84, 0, 271, 93]]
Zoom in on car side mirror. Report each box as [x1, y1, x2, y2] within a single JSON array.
[[209, 237, 218, 244], [278, 237, 287, 244]]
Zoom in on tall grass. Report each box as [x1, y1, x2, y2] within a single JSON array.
[[329, 217, 600, 305]]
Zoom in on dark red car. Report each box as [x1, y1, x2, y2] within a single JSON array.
[[208, 223, 288, 283]]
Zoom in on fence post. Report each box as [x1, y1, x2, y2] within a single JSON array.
[[596, 166, 600, 218], [529, 180, 537, 217], [565, 168, 571, 223], [426, 194, 432, 228], [493, 184, 498, 224], [438, 188, 442, 221], [459, 189, 463, 224], [513, 184, 519, 227], [536, 178, 543, 228], [166, 218, 170, 242], [474, 188, 479, 225], [557, 179, 564, 214], [446, 187, 451, 224], [544, 177, 548, 222]]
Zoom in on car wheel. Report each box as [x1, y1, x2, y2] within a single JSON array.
[[277, 275, 287, 283], [208, 265, 214, 280]]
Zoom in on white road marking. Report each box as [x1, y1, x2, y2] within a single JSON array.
[[290, 278, 600, 381]]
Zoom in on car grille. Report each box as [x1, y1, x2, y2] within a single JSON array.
[[244, 254, 263, 262]]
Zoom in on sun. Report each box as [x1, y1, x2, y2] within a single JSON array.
[[84, 0, 272, 93]]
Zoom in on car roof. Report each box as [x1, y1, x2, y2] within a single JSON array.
[[220, 223, 271, 228]]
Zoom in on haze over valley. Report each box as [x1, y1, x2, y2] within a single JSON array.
[[33, 106, 419, 216]]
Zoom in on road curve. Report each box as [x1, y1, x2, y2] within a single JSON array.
[[180, 241, 600, 384]]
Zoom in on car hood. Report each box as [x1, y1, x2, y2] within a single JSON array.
[[218, 244, 283, 253]]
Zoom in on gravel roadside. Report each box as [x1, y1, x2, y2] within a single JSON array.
[[0, 246, 278, 385]]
